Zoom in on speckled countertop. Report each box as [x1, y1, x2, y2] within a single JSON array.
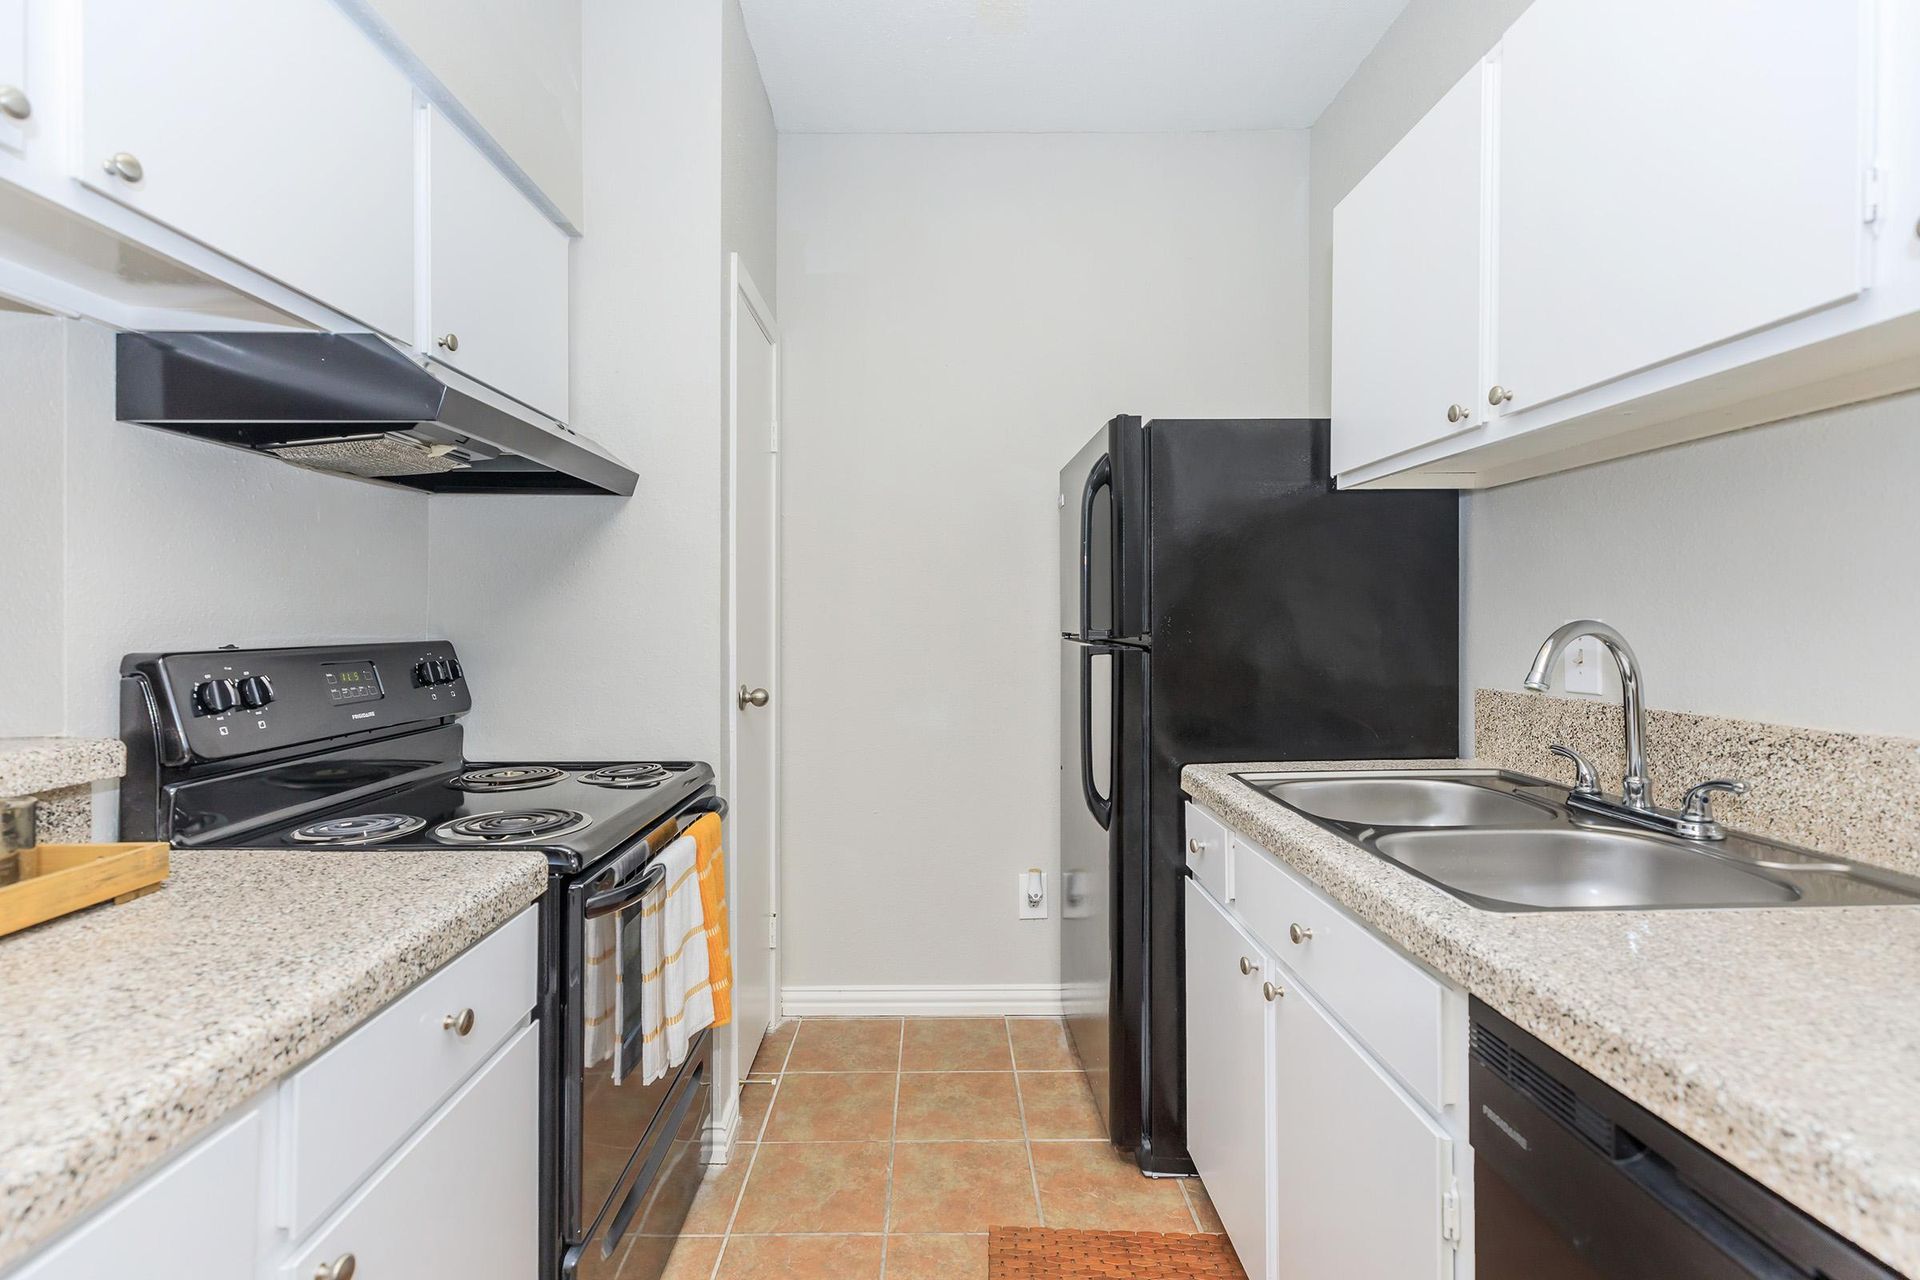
[[1183, 760, 1920, 1274], [0, 738, 125, 797], [0, 848, 548, 1268]]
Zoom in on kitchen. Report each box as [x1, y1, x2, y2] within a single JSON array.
[[1, 0, 1917, 1278]]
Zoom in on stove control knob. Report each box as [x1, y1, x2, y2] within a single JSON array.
[[237, 675, 275, 710], [431, 658, 456, 684], [446, 658, 463, 682], [195, 679, 237, 715], [414, 660, 437, 687]]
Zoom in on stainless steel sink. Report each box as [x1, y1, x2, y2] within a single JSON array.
[[1247, 775, 1554, 829], [1231, 768, 1920, 913], [1373, 828, 1800, 911]]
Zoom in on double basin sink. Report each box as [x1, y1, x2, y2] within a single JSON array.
[[1235, 770, 1920, 913]]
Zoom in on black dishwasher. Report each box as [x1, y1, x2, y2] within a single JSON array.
[[1469, 1000, 1901, 1279]]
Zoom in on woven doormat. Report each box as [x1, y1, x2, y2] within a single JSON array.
[[988, 1227, 1248, 1278]]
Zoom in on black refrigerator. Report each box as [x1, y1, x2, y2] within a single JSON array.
[[1059, 416, 1459, 1175]]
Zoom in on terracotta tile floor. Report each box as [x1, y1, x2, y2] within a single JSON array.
[[624, 1016, 1227, 1280]]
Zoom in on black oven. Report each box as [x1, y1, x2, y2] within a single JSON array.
[[549, 794, 725, 1280], [1469, 1000, 1897, 1280]]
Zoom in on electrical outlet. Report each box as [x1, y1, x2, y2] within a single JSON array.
[[1564, 635, 1605, 695], [1018, 869, 1048, 919]]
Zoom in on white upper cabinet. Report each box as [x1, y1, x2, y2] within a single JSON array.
[[73, 0, 416, 339], [1493, 0, 1871, 415], [423, 108, 570, 421], [0, 0, 29, 157], [1331, 61, 1489, 477]]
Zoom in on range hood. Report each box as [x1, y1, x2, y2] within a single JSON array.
[[115, 331, 637, 495]]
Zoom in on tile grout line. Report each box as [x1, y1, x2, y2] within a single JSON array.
[[880, 1017, 905, 1279], [1009, 1016, 1047, 1230], [1179, 1174, 1204, 1234], [706, 1017, 799, 1280]]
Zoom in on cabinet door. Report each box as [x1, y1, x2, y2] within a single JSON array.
[[12, 1109, 262, 1280], [74, 0, 415, 338], [425, 108, 570, 420], [279, 1021, 539, 1280], [1270, 977, 1452, 1280], [0, 0, 27, 156], [1331, 61, 1487, 477], [1494, 0, 1870, 413], [1184, 880, 1272, 1280]]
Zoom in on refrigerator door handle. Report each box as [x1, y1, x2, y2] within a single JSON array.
[[1079, 644, 1113, 830], [1079, 453, 1112, 638]]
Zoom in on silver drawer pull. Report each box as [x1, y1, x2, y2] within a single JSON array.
[[102, 151, 143, 182], [1237, 956, 1257, 976], [1289, 923, 1313, 945], [1263, 981, 1284, 1002], [443, 1008, 476, 1036], [1187, 837, 1204, 855], [0, 86, 31, 121], [314, 1253, 356, 1280]]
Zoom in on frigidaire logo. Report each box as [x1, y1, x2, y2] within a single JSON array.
[[351, 711, 376, 720], [1481, 1104, 1529, 1150]]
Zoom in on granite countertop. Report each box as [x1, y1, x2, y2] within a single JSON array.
[[0, 738, 125, 797], [0, 848, 549, 1268], [1183, 759, 1920, 1276]]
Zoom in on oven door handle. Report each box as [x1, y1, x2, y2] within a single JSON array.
[[584, 861, 667, 919]]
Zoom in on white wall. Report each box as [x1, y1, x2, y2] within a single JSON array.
[[1311, 0, 1920, 742], [427, 0, 732, 764], [776, 131, 1312, 991], [722, 0, 778, 311], [0, 317, 429, 742]]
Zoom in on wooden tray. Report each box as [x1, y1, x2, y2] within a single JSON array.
[[0, 842, 170, 939]]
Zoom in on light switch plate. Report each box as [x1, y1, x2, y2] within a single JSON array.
[[1564, 635, 1605, 695]]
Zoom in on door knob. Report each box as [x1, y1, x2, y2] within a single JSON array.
[[0, 86, 31, 121], [1488, 384, 1514, 406], [1446, 403, 1468, 424], [738, 685, 770, 709], [102, 152, 143, 182]]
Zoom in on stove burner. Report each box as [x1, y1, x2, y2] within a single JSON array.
[[450, 765, 566, 792], [290, 814, 429, 846], [578, 763, 671, 789], [433, 808, 593, 845]]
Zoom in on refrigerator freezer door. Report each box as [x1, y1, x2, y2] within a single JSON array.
[[1060, 637, 1114, 1135]]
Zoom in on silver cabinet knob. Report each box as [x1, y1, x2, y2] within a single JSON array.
[[443, 1008, 476, 1036], [1187, 837, 1204, 855], [1237, 956, 1257, 976], [1488, 384, 1514, 406], [436, 332, 460, 352], [102, 152, 143, 182], [314, 1254, 356, 1280], [0, 86, 31, 121], [1288, 923, 1313, 945], [1446, 403, 1469, 424], [1262, 981, 1284, 1002], [738, 685, 770, 709]]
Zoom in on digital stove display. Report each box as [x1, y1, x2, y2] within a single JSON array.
[[321, 660, 385, 705]]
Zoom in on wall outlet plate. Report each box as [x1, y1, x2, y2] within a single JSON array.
[[1019, 870, 1047, 919], [1564, 635, 1605, 695]]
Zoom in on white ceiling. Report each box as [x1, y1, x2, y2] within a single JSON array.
[[738, 0, 1410, 134]]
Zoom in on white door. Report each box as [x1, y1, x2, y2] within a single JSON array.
[[424, 108, 570, 420], [1270, 976, 1453, 1280], [1331, 59, 1489, 477], [1493, 0, 1871, 414], [728, 254, 779, 1086], [1184, 881, 1272, 1280], [73, 0, 416, 339]]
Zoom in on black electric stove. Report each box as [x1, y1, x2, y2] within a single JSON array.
[[119, 640, 721, 1280]]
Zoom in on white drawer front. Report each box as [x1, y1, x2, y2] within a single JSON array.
[[1184, 802, 1229, 903], [1231, 841, 1446, 1113], [279, 1022, 539, 1280], [280, 907, 537, 1236]]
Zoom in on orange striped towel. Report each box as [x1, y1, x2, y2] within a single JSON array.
[[690, 812, 733, 1028]]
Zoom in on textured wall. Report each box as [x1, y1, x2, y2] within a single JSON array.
[[775, 130, 1312, 990]]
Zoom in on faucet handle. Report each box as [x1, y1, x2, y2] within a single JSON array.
[[1548, 744, 1601, 796], [1677, 779, 1749, 840]]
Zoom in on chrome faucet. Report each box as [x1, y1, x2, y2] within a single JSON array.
[[1523, 619, 1748, 840]]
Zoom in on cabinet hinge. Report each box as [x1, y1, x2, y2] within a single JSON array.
[[1441, 1179, 1461, 1243], [1863, 166, 1884, 226]]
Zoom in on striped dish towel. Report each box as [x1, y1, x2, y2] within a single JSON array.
[[634, 832, 715, 1085], [688, 813, 733, 1028], [582, 910, 618, 1071]]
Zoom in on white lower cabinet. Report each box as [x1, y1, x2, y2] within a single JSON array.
[[1184, 880, 1273, 1280], [278, 1021, 540, 1280], [1185, 809, 1465, 1280]]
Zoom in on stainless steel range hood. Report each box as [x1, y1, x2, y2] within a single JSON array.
[[115, 331, 637, 495]]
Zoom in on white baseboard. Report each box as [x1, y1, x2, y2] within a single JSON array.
[[781, 983, 1068, 1017], [702, 1092, 740, 1163]]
